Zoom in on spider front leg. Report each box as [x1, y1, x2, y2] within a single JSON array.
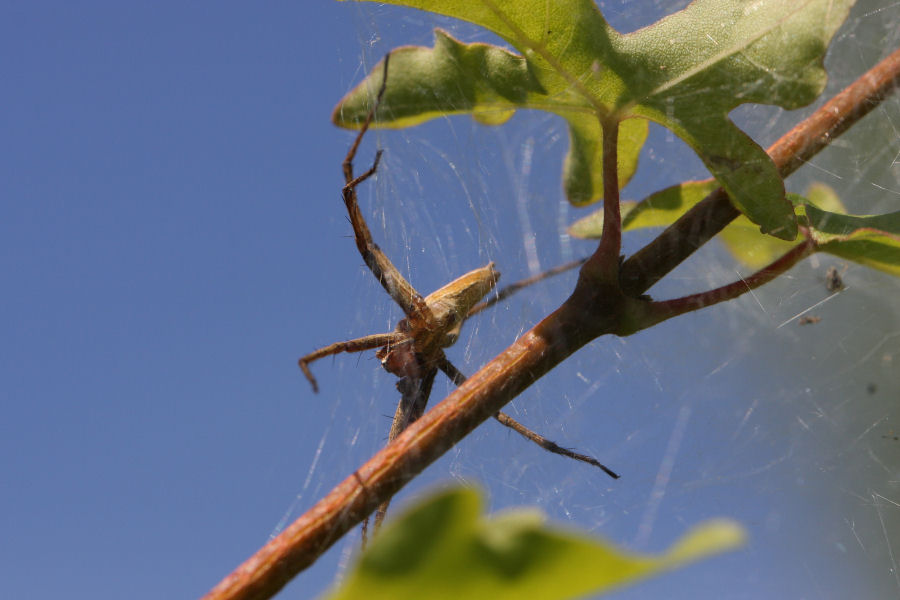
[[437, 354, 619, 479], [341, 54, 434, 329], [299, 332, 405, 393]]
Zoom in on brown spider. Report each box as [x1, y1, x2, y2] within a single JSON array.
[[299, 55, 617, 529], [825, 265, 847, 293]]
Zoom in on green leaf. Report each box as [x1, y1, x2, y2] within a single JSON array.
[[332, 30, 547, 129], [332, 30, 648, 206], [802, 204, 900, 277], [805, 181, 848, 215], [321, 487, 746, 600], [335, 0, 855, 238], [615, 0, 853, 240]]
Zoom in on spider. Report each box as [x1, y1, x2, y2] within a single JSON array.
[[299, 55, 617, 529], [825, 265, 847, 293]]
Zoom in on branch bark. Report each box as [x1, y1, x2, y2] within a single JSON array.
[[203, 47, 900, 600]]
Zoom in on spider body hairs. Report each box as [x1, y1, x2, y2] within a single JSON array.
[[299, 54, 617, 532]]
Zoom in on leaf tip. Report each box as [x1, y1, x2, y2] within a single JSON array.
[[760, 216, 798, 241], [666, 518, 747, 563]]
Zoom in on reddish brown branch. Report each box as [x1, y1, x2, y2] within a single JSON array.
[[202, 48, 900, 600]]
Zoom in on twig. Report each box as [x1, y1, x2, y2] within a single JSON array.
[[644, 240, 817, 326]]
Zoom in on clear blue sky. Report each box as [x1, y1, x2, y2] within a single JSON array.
[[2, 2, 899, 599]]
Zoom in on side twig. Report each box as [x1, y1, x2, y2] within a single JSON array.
[[644, 239, 817, 326]]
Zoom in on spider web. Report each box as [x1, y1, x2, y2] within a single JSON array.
[[281, 2, 900, 598]]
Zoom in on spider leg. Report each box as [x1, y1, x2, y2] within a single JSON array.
[[436, 354, 619, 479], [369, 366, 437, 532], [340, 54, 433, 327], [299, 332, 405, 393], [386, 368, 436, 443], [467, 257, 588, 318], [493, 412, 620, 479]]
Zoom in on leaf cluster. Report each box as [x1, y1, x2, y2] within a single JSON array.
[[335, 0, 900, 275], [336, 0, 860, 240]]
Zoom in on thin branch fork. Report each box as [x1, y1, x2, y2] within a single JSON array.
[[203, 47, 900, 600], [645, 239, 818, 326]]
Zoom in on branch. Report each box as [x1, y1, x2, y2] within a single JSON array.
[[202, 47, 900, 600]]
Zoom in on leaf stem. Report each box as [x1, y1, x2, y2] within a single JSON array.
[[583, 118, 622, 282], [600, 120, 622, 261]]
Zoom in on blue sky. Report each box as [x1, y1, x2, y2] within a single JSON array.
[[2, 2, 900, 599]]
